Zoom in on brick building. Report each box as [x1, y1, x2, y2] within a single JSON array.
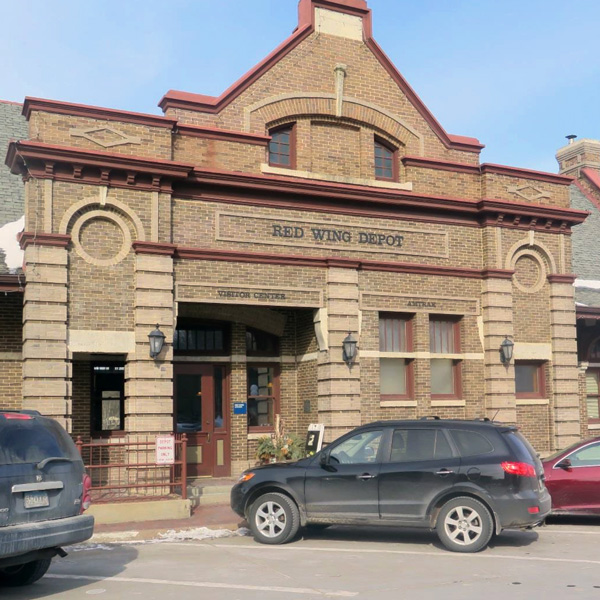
[[556, 137, 600, 440], [1, 0, 589, 477]]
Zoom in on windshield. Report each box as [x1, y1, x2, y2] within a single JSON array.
[[543, 441, 586, 462], [0, 419, 80, 466]]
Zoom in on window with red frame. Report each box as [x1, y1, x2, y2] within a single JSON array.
[[586, 370, 600, 422], [374, 138, 396, 180], [268, 125, 294, 168], [429, 318, 461, 398], [379, 315, 413, 399], [247, 365, 279, 431], [515, 361, 546, 399]]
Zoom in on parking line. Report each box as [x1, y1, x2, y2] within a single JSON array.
[[45, 574, 357, 597], [210, 543, 600, 566]]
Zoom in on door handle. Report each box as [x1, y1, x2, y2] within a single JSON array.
[[435, 468, 454, 476], [207, 433, 211, 443], [357, 473, 376, 480]]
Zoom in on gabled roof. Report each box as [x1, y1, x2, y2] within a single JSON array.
[[159, 0, 484, 153]]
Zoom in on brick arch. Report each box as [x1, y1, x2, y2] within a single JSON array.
[[505, 238, 558, 275], [244, 93, 424, 153], [58, 195, 146, 241]]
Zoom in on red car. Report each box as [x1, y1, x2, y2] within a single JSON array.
[[542, 436, 600, 515]]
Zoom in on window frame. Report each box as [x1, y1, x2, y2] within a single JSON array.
[[268, 123, 296, 169], [246, 327, 280, 358], [173, 319, 230, 357], [247, 363, 281, 433], [379, 314, 414, 401], [374, 136, 398, 182], [515, 360, 546, 400], [429, 317, 462, 400], [585, 369, 600, 424], [90, 361, 125, 437]]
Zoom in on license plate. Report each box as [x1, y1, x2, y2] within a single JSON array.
[[24, 491, 49, 509]]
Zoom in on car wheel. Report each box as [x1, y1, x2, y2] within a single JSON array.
[[436, 497, 493, 553], [249, 492, 300, 545], [0, 558, 52, 587]]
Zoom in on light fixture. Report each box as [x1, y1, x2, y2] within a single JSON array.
[[499, 336, 514, 365], [148, 324, 166, 359], [342, 332, 358, 368]]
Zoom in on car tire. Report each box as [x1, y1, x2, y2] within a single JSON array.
[[436, 497, 494, 553], [249, 492, 300, 545], [0, 558, 52, 587]]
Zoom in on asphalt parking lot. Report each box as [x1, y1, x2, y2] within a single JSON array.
[[3, 518, 600, 600]]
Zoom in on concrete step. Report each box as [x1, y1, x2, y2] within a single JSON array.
[[187, 480, 235, 507]]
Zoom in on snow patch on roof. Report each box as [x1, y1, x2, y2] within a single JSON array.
[[574, 278, 600, 290], [0, 216, 24, 272]]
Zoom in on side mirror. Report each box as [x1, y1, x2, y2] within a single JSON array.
[[319, 452, 329, 466], [556, 458, 571, 470]]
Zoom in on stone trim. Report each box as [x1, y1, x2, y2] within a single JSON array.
[[431, 399, 466, 407], [0, 352, 22, 361], [505, 237, 558, 274], [68, 330, 135, 354], [58, 195, 146, 241], [18, 232, 70, 249], [71, 210, 132, 267], [360, 291, 479, 315], [380, 400, 417, 408], [261, 163, 413, 191], [516, 398, 550, 406]]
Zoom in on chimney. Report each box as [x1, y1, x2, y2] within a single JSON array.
[[298, 0, 372, 40], [556, 137, 600, 177]]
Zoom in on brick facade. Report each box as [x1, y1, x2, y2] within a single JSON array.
[[3, 0, 589, 473]]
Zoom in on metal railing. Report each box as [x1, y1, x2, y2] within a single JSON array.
[[75, 434, 187, 504]]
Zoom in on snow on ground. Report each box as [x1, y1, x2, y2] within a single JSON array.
[[0, 215, 24, 271], [157, 526, 250, 543]]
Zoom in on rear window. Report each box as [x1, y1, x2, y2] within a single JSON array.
[[503, 430, 539, 464], [0, 419, 80, 465], [450, 429, 494, 456]]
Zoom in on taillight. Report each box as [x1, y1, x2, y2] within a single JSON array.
[[1, 413, 33, 420], [81, 474, 92, 513], [501, 461, 536, 477]]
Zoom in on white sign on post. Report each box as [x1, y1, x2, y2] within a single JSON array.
[[306, 423, 325, 455], [156, 435, 175, 465]]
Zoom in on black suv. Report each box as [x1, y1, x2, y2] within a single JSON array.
[[0, 411, 94, 586], [231, 418, 551, 552]]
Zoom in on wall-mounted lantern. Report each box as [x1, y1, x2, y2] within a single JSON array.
[[499, 336, 514, 365], [342, 332, 358, 368], [148, 324, 166, 359]]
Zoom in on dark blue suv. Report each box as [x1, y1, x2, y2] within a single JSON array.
[[231, 418, 551, 552], [0, 411, 94, 586]]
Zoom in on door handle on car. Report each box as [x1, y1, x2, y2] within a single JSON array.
[[435, 469, 454, 476], [357, 473, 376, 480]]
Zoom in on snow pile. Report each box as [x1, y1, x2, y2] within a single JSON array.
[[0, 215, 24, 272], [157, 526, 250, 543], [574, 279, 600, 290]]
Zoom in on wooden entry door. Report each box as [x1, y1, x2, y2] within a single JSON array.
[[174, 364, 230, 477]]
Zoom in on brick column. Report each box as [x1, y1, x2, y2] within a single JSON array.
[[125, 243, 176, 436], [318, 266, 361, 443], [481, 275, 516, 423], [413, 312, 430, 417], [230, 322, 248, 476], [20, 234, 71, 429], [548, 275, 581, 449]]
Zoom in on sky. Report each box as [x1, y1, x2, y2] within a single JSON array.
[[1, 0, 598, 173]]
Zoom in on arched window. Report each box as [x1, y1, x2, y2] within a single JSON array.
[[268, 124, 295, 168], [374, 137, 397, 181]]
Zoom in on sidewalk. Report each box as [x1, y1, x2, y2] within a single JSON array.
[[90, 503, 246, 543]]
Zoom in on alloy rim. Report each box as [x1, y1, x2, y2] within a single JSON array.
[[255, 500, 286, 538], [444, 506, 483, 546]]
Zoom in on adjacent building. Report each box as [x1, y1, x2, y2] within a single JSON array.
[[1, 0, 589, 477]]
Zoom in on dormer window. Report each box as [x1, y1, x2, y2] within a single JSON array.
[[268, 124, 295, 168], [374, 137, 396, 181]]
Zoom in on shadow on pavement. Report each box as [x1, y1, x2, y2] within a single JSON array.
[[0, 544, 139, 599], [545, 515, 600, 526], [301, 524, 539, 550]]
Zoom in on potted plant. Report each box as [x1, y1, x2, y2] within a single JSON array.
[[255, 416, 306, 464]]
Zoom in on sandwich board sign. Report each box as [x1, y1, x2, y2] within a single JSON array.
[[306, 423, 325, 455]]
